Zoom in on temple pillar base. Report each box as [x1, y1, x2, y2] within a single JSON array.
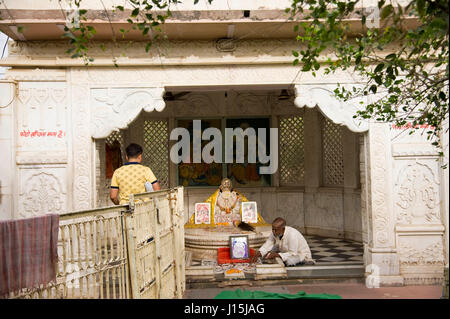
[[366, 275, 405, 288], [365, 249, 404, 288]]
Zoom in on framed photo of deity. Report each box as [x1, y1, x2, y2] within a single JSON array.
[[194, 202, 211, 224], [229, 235, 249, 259], [241, 201, 258, 224]]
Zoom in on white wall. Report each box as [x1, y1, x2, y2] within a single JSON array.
[[0, 31, 13, 220], [0, 32, 9, 79], [0, 0, 293, 11]]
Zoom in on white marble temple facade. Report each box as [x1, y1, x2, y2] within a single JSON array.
[[0, 37, 447, 287]]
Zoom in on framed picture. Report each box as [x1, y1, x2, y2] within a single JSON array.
[[194, 202, 211, 224], [229, 235, 249, 259], [241, 201, 258, 224]]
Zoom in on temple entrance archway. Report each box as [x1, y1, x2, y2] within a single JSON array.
[[72, 62, 443, 286], [92, 85, 366, 269]]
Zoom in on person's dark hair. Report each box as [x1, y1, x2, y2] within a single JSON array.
[[272, 217, 286, 227], [126, 143, 143, 158]]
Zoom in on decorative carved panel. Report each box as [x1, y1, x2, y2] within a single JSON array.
[[16, 82, 68, 156], [398, 236, 444, 266], [394, 161, 441, 224], [18, 168, 66, 218]]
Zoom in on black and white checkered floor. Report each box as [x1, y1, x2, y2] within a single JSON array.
[[305, 235, 364, 263]]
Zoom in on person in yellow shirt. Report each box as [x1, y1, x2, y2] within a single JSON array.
[[110, 143, 161, 205]]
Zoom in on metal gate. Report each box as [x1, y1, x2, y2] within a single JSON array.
[[127, 187, 185, 299], [5, 187, 185, 299]]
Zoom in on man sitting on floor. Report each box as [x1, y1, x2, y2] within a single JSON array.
[[250, 217, 315, 266]]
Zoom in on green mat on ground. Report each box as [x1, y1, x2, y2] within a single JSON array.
[[214, 288, 342, 299]]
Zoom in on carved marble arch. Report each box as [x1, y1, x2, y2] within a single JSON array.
[[91, 87, 165, 139], [293, 84, 369, 133], [89, 84, 371, 138]]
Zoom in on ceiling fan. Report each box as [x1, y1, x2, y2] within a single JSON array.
[[163, 91, 191, 101]]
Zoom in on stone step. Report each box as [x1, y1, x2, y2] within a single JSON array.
[[186, 261, 365, 286], [286, 262, 365, 279], [186, 276, 365, 290]]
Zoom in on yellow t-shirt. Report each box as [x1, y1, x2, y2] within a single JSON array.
[[110, 162, 158, 204]]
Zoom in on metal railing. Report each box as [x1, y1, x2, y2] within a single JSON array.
[[5, 187, 185, 299]]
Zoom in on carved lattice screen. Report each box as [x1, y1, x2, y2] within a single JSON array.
[[95, 130, 125, 207], [143, 119, 169, 189], [105, 130, 125, 161], [322, 117, 344, 186], [279, 116, 305, 185]]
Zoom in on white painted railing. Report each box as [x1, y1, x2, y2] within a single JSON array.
[[6, 187, 185, 299]]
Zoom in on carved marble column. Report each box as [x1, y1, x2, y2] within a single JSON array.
[[442, 120, 449, 293], [70, 69, 92, 211], [303, 108, 322, 191], [94, 138, 107, 207], [360, 134, 370, 252], [390, 123, 446, 285], [303, 108, 322, 236], [440, 120, 449, 267], [0, 80, 16, 220], [366, 122, 403, 286], [343, 128, 361, 241]]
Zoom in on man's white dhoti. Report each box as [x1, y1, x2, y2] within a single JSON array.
[[258, 226, 314, 265]]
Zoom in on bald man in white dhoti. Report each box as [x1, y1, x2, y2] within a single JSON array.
[[251, 217, 315, 266]]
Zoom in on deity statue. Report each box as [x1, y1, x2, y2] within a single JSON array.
[[185, 178, 268, 228], [214, 178, 242, 226]]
